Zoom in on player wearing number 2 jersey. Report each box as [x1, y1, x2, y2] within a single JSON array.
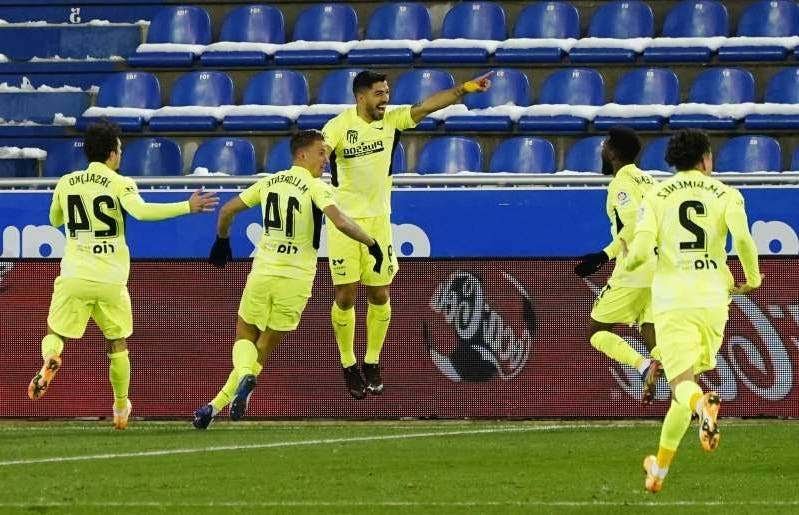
[[28, 122, 219, 430], [626, 129, 761, 493], [193, 130, 383, 428]]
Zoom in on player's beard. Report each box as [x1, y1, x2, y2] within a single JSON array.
[[601, 155, 614, 175], [373, 104, 386, 120]]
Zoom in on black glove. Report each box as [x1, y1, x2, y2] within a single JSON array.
[[574, 251, 609, 277], [209, 237, 232, 269], [367, 240, 384, 273]]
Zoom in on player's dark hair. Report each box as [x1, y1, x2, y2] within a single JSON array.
[[352, 70, 387, 96], [606, 126, 641, 164], [83, 121, 121, 163], [665, 129, 711, 171], [290, 129, 325, 156]]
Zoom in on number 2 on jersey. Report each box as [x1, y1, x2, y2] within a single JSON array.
[[66, 194, 119, 238], [678, 200, 706, 251], [264, 192, 301, 237]]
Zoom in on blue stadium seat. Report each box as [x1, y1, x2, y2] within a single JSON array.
[[519, 68, 604, 132], [224, 70, 309, 131], [570, 1, 654, 63], [43, 139, 87, 177], [445, 69, 531, 132], [416, 137, 483, 174], [297, 69, 363, 129], [644, 1, 729, 62], [119, 138, 183, 176], [390, 140, 406, 174], [421, 2, 506, 63], [127, 6, 211, 67], [595, 68, 679, 130], [201, 5, 286, 66], [265, 138, 292, 172], [670, 68, 755, 129], [0, 91, 90, 125], [564, 136, 605, 173], [348, 3, 432, 64], [84, 72, 161, 131], [191, 138, 257, 175], [791, 146, 799, 171], [495, 2, 580, 63], [392, 69, 454, 130], [638, 136, 672, 172], [274, 4, 358, 65], [489, 137, 556, 173], [149, 71, 234, 132], [715, 135, 782, 173], [746, 68, 799, 129], [719, 0, 799, 61]]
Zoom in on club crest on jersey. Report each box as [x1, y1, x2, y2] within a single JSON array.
[[346, 130, 358, 144]]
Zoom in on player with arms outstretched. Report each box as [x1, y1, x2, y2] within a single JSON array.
[[193, 130, 383, 428], [323, 69, 492, 398], [574, 127, 661, 403], [626, 129, 761, 492], [28, 121, 218, 429]]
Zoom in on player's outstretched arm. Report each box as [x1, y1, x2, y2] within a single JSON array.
[[121, 187, 219, 221], [726, 193, 762, 293], [323, 205, 383, 272], [409, 71, 493, 123], [208, 196, 248, 268]]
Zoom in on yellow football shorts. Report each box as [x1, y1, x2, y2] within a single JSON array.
[[654, 307, 728, 382], [591, 284, 653, 326], [238, 273, 312, 332], [327, 215, 398, 286], [47, 276, 133, 340]]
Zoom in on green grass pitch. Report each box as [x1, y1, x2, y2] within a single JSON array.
[[0, 420, 796, 514]]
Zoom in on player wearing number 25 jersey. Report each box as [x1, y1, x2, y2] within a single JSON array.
[[194, 130, 383, 428], [28, 122, 218, 431], [627, 129, 761, 493]]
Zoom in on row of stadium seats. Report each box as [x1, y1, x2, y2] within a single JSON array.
[[80, 67, 799, 132], [38, 134, 799, 178], [129, 1, 799, 67]]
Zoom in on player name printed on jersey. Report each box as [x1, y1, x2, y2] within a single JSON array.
[[655, 178, 727, 200]]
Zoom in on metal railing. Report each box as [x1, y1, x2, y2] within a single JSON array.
[[2, 172, 799, 189]]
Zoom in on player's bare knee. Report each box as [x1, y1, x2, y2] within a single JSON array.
[[107, 338, 127, 354], [334, 284, 357, 309], [235, 316, 260, 343], [366, 286, 389, 305]]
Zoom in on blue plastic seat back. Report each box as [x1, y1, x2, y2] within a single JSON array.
[[539, 68, 605, 105], [764, 68, 799, 103], [191, 138, 257, 175], [316, 69, 364, 104], [293, 4, 358, 42], [791, 146, 799, 170], [715, 136, 782, 172], [244, 70, 309, 105], [43, 139, 88, 177], [366, 3, 432, 40], [615, 68, 679, 105], [638, 136, 672, 171], [588, 1, 654, 38], [97, 72, 161, 109], [662, 1, 729, 37], [120, 138, 183, 176], [565, 136, 605, 172], [170, 71, 235, 107], [737, 0, 799, 36], [514, 2, 580, 39], [391, 141, 406, 174], [688, 68, 755, 104], [146, 6, 212, 44], [441, 2, 507, 40], [416, 137, 482, 174], [392, 69, 455, 105], [219, 4, 286, 43], [464, 69, 532, 109], [265, 138, 291, 172], [489, 137, 556, 173]]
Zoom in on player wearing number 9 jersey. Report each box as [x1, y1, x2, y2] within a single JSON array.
[[193, 130, 383, 428], [626, 129, 761, 493], [28, 121, 219, 431]]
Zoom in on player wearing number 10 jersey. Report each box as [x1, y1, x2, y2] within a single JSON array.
[[28, 122, 219, 430], [626, 129, 761, 493], [193, 130, 383, 428]]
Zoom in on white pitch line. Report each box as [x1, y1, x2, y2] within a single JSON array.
[[0, 423, 625, 466], [0, 501, 796, 508]]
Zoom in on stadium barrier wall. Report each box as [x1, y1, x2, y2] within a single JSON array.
[[1, 258, 797, 418]]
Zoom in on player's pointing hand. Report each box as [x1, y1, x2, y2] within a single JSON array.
[[463, 71, 494, 93], [189, 189, 220, 213]]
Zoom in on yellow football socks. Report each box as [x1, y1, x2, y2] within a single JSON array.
[[332, 303, 356, 368], [108, 349, 130, 411], [365, 302, 391, 365], [589, 331, 645, 369], [41, 334, 64, 360], [211, 357, 263, 414], [232, 339, 258, 377]]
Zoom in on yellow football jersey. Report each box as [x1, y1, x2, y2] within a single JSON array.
[[322, 106, 416, 218], [240, 165, 336, 282], [49, 162, 189, 285]]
